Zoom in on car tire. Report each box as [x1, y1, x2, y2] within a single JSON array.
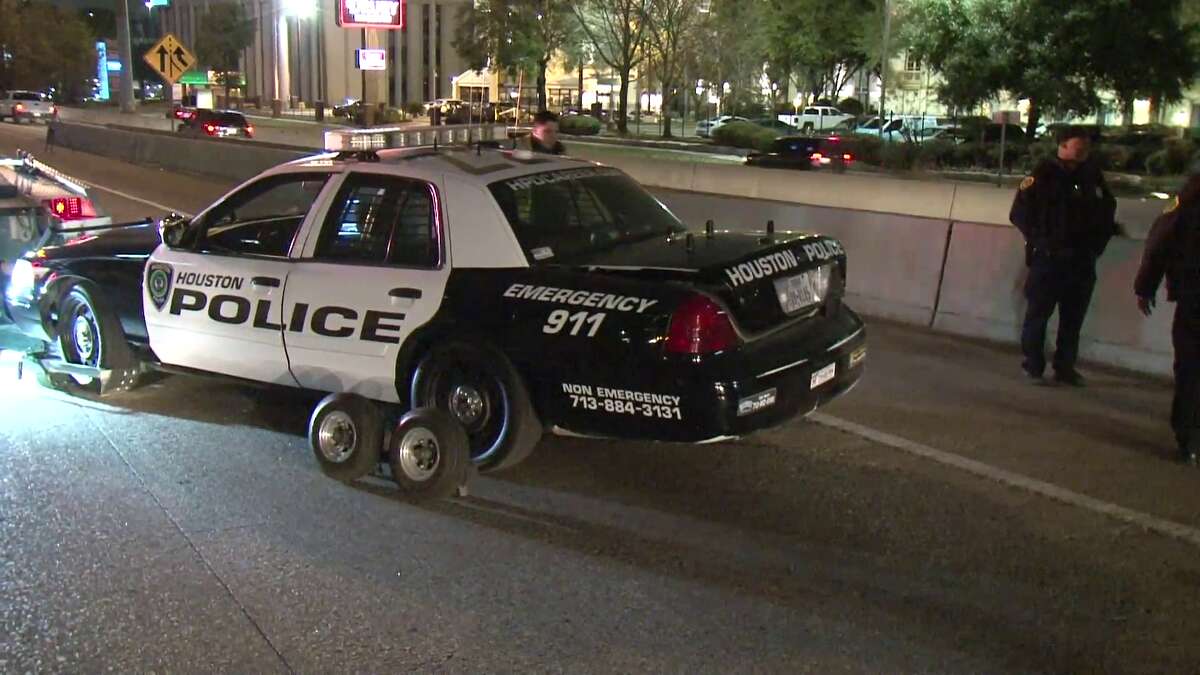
[[54, 284, 132, 393], [803, 123, 814, 132], [309, 393, 385, 482], [410, 341, 542, 473], [389, 408, 470, 500]]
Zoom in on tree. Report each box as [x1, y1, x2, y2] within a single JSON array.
[[193, 3, 255, 107], [454, 0, 577, 112], [699, 0, 770, 117], [574, 0, 650, 134], [0, 1, 95, 101], [644, 0, 704, 137]]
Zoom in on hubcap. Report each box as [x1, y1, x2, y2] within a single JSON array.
[[397, 427, 440, 481], [449, 384, 485, 427], [317, 411, 357, 463], [72, 315, 95, 362]]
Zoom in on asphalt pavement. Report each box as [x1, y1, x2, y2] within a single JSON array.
[[2, 119, 1200, 673]]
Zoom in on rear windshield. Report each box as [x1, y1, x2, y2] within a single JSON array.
[[488, 167, 686, 264], [12, 92, 44, 101], [217, 113, 247, 126]]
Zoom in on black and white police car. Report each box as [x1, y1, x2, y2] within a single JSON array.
[[4, 126, 866, 497]]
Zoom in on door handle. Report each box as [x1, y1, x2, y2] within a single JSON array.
[[388, 288, 422, 299], [251, 276, 281, 288]]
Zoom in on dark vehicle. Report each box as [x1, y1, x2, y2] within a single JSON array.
[[332, 100, 363, 118], [5, 126, 865, 487], [178, 110, 255, 139], [934, 123, 1027, 144], [745, 136, 855, 171]]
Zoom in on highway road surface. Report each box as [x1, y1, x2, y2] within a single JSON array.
[[2, 120, 1199, 673]]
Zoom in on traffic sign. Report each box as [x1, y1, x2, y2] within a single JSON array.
[[143, 33, 195, 85]]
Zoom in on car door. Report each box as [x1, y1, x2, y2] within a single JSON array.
[[144, 171, 335, 385], [283, 170, 450, 402]]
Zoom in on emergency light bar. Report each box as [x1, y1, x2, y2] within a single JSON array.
[[13, 150, 89, 195], [323, 124, 509, 153]]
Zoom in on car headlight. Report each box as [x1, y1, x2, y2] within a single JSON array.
[[6, 258, 50, 302]]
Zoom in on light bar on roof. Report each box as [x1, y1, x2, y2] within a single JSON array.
[[323, 123, 508, 153]]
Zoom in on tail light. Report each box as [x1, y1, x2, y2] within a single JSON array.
[[244, 125, 254, 137], [204, 123, 217, 135], [666, 294, 740, 355], [14, 103, 24, 113], [810, 152, 823, 161], [43, 196, 96, 221], [842, 153, 853, 163], [50, 105, 58, 116]]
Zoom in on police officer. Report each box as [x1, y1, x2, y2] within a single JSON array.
[[1135, 172, 1200, 463], [1010, 125, 1118, 386], [516, 110, 566, 155]]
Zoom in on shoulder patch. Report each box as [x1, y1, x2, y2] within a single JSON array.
[[1019, 176, 1035, 191], [1165, 196, 1180, 214]]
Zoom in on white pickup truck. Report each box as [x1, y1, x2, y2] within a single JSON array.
[[777, 106, 854, 132], [0, 91, 57, 124]]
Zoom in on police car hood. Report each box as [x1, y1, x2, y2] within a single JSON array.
[[574, 231, 846, 332]]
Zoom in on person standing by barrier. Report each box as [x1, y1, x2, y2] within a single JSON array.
[[516, 111, 565, 155], [1010, 126, 1118, 386], [1135, 173, 1200, 463]]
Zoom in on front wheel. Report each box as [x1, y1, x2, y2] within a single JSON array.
[[410, 342, 542, 473]]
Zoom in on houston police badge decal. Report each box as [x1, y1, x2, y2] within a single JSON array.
[[147, 262, 173, 311]]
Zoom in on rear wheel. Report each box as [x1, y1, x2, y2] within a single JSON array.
[[410, 342, 542, 473]]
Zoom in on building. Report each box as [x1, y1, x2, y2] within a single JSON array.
[[155, 0, 471, 108], [451, 55, 647, 115]]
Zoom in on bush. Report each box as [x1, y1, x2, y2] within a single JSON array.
[[560, 114, 601, 136], [914, 139, 957, 169], [1095, 144, 1134, 172], [950, 143, 979, 168], [405, 102, 425, 117], [837, 97, 865, 116], [1145, 138, 1195, 175], [1025, 141, 1057, 168], [880, 142, 918, 171], [844, 134, 884, 165], [377, 107, 405, 124], [712, 121, 777, 152]]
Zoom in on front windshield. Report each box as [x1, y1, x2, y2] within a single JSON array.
[[489, 167, 687, 264]]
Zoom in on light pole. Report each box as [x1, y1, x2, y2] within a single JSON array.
[[878, 0, 892, 123], [116, 0, 136, 113]]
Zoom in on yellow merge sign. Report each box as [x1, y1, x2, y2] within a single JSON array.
[[143, 33, 196, 85]]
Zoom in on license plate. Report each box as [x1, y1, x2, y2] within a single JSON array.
[[774, 267, 829, 315], [810, 363, 836, 389], [849, 346, 866, 369]]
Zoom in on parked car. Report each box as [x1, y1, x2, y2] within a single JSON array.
[[696, 115, 748, 138], [777, 106, 855, 132], [0, 90, 57, 124], [332, 100, 363, 118]]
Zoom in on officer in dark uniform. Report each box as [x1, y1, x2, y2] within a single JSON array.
[[1135, 172, 1200, 463], [516, 110, 566, 155], [1010, 125, 1118, 385]]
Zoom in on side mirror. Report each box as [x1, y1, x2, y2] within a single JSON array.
[[159, 212, 189, 248]]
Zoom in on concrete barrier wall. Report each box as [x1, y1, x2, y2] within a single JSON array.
[[51, 122, 1173, 376], [933, 221, 1174, 375], [51, 122, 308, 183]]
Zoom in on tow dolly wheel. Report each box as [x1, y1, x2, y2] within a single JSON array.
[[388, 408, 471, 500], [309, 393, 384, 482], [53, 284, 132, 393]]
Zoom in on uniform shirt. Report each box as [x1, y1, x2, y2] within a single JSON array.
[[515, 133, 565, 155], [1135, 199, 1200, 302], [1010, 157, 1118, 258]]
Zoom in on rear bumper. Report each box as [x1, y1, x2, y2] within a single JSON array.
[[545, 305, 867, 444]]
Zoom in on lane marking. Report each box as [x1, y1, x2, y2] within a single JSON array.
[[80, 181, 192, 217], [810, 412, 1200, 549]]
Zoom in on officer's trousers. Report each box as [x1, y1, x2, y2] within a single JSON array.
[[1021, 258, 1097, 374], [1172, 300, 1200, 449]]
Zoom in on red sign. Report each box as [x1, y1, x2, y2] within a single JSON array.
[[337, 0, 404, 29]]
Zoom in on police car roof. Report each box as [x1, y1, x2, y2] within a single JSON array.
[[282, 146, 598, 186]]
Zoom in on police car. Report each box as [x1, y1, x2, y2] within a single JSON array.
[[3, 126, 866, 495]]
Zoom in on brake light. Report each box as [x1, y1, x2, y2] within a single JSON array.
[[842, 153, 853, 162], [666, 294, 740, 355], [810, 152, 823, 161], [204, 123, 217, 135], [245, 125, 254, 137], [43, 196, 96, 221], [49, 105, 57, 115], [14, 103, 24, 113]]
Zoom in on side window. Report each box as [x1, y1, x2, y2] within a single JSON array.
[[314, 173, 438, 268], [199, 172, 330, 257], [803, 107, 818, 116]]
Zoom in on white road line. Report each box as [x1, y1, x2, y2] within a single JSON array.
[[810, 412, 1200, 549], [81, 182, 192, 217]]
